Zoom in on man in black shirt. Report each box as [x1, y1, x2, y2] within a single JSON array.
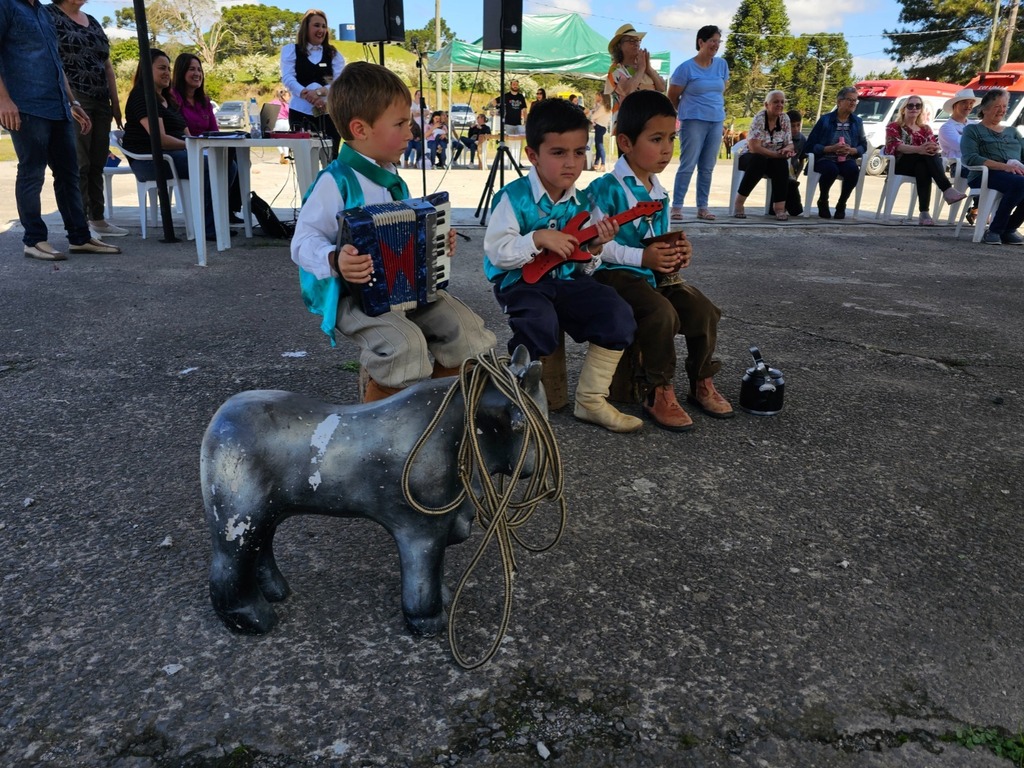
[[501, 79, 527, 136]]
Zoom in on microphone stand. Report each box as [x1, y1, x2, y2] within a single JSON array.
[[413, 40, 428, 198]]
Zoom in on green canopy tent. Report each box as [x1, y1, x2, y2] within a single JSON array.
[[426, 13, 670, 81]]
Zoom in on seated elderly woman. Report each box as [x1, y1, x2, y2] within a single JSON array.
[[732, 90, 795, 220], [884, 95, 966, 226], [960, 88, 1024, 245], [805, 86, 868, 219]]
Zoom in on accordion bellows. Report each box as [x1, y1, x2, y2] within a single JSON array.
[[337, 192, 451, 317]]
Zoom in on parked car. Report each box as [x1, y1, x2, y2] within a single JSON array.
[[449, 103, 475, 133], [214, 101, 246, 129]]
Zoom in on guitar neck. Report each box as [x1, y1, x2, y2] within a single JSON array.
[[575, 205, 660, 244]]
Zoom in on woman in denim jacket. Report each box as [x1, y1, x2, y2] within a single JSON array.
[[805, 86, 868, 219]]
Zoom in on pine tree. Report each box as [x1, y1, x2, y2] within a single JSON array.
[[724, 0, 791, 117]]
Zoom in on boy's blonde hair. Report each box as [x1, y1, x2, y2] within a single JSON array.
[[327, 62, 412, 141]]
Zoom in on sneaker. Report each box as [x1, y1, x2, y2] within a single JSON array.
[[1001, 230, 1024, 245], [24, 241, 66, 261], [68, 238, 121, 254], [982, 230, 1002, 245], [88, 220, 129, 237]]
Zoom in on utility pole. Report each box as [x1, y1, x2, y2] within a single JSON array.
[[815, 58, 849, 121], [983, 0, 1002, 72], [434, 0, 442, 110]]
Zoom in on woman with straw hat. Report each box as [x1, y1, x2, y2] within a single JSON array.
[[604, 23, 665, 127], [938, 88, 981, 223]]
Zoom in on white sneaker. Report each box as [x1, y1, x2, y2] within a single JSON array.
[[89, 220, 129, 237]]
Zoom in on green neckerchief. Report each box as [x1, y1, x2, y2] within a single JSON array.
[[339, 143, 409, 200]]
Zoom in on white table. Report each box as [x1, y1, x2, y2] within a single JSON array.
[[185, 136, 331, 266]]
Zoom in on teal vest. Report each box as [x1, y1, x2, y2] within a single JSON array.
[[298, 161, 364, 345], [483, 176, 587, 290], [585, 173, 669, 289]]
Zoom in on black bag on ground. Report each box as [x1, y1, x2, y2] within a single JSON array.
[[250, 192, 294, 239]]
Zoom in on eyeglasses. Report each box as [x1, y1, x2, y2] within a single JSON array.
[[841, 97, 858, 104], [905, 103, 923, 110], [620, 37, 641, 45]]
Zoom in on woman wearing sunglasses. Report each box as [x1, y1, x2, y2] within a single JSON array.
[[884, 97, 966, 226]]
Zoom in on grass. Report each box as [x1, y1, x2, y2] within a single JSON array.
[[944, 727, 1024, 766], [0, 138, 15, 163]]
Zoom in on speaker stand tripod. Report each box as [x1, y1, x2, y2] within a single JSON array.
[[475, 49, 523, 225]]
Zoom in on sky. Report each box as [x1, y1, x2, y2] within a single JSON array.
[[85, 0, 907, 78]]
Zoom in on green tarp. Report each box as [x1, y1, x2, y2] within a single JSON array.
[[426, 14, 670, 81]]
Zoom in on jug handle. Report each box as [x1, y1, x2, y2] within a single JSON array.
[[749, 346, 765, 366]]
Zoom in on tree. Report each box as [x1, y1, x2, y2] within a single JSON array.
[[859, 66, 905, 80], [724, 0, 792, 117], [883, 0, 1024, 83], [396, 18, 456, 54], [219, 5, 301, 58], [114, 5, 179, 44], [775, 34, 854, 121]]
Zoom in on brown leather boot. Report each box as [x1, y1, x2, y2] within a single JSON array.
[[363, 377, 402, 403], [643, 385, 693, 432], [687, 378, 734, 418], [431, 360, 463, 379]]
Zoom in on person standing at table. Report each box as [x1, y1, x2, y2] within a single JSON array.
[[0, 0, 120, 260], [280, 9, 344, 158], [667, 25, 728, 222], [47, 0, 127, 239], [269, 87, 291, 164]]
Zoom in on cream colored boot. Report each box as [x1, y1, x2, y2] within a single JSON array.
[[573, 346, 643, 433]]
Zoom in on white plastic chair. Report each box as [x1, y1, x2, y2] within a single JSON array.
[[102, 138, 134, 221], [113, 130, 194, 240], [728, 141, 773, 216], [875, 151, 921, 222], [932, 158, 972, 224], [802, 150, 869, 218], [953, 163, 1004, 243]]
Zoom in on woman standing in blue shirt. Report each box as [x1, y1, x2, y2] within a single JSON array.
[[667, 25, 728, 222]]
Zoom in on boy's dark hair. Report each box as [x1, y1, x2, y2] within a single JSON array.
[[615, 90, 676, 144], [525, 98, 590, 150], [786, 109, 803, 124], [696, 25, 721, 50], [327, 61, 411, 141]]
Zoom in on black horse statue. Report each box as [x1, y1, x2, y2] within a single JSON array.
[[201, 347, 546, 637]]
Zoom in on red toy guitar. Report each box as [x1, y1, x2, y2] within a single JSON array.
[[521, 201, 664, 284]]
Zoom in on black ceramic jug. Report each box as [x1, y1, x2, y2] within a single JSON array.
[[739, 346, 785, 416]]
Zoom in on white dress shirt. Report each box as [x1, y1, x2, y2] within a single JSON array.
[[280, 43, 346, 118]]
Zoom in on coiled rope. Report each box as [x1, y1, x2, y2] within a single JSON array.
[[401, 349, 567, 669]]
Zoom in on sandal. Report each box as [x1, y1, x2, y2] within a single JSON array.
[[919, 214, 935, 227], [774, 210, 790, 221], [697, 208, 716, 221], [669, 207, 684, 223], [733, 209, 746, 219]]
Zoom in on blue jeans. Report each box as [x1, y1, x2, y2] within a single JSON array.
[[129, 149, 216, 230], [593, 125, 607, 166], [673, 119, 723, 209], [982, 170, 1024, 235], [10, 112, 91, 247]]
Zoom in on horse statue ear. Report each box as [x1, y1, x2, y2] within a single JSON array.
[[509, 344, 530, 374], [521, 360, 542, 393]]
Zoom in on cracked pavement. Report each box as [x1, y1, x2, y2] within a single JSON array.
[[1, 212, 1022, 767]]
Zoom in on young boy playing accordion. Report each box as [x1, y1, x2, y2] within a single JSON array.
[[291, 63, 495, 402]]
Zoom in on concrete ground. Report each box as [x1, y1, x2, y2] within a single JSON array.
[[1, 153, 1022, 767]]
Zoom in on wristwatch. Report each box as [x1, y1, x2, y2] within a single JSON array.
[[71, 100, 82, 108]]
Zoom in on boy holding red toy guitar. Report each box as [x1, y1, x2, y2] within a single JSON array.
[[483, 98, 646, 433], [586, 90, 733, 431]]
